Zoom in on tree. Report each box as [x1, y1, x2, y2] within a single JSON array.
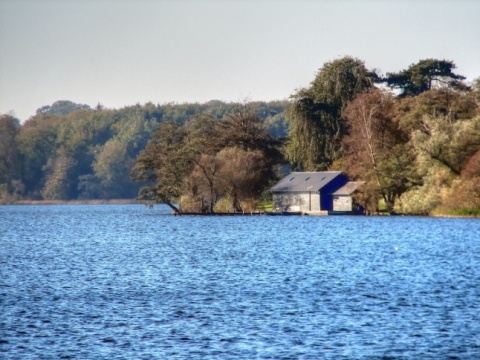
[[394, 89, 480, 215], [93, 110, 158, 198], [410, 114, 480, 176], [216, 103, 283, 167], [0, 115, 22, 199], [216, 147, 270, 212], [443, 150, 480, 216], [461, 150, 480, 179], [263, 113, 288, 139], [342, 90, 420, 213], [176, 114, 224, 212], [216, 103, 273, 151], [286, 56, 376, 170], [131, 103, 283, 213], [93, 138, 131, 198], [442, 177, 480, 216], [184, 113, 221, 156], [16, 114, 62, 197], [441, 150, 480, 216], [395, 88, 478, 134], [41, 147, 76, 200], [181, 107, 281, 213], [383, 59, 466, 97], [182, 154, 223, 213], [131, 121, 193, 212]]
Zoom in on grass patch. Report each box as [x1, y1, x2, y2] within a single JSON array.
[[257, 202, 273, 211], [448, 208, 480, 217]]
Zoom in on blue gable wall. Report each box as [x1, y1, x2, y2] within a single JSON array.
[[319, 173, 348, 211]]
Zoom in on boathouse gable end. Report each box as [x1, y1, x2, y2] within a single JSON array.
[[332, 181, 365, 212], [269, 171, 352, 213]]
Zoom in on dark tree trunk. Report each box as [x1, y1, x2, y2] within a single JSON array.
[[165, 201, 180, 213], [232, 195, 243, 213]]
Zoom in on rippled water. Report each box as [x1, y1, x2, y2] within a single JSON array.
[[1, 205, 479, 359]]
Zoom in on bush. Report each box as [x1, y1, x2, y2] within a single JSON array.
[[395, 184, 442, 215], [178, 195, 202, 213], [441, 177, 480, 216], [214, 196, 234, 213]]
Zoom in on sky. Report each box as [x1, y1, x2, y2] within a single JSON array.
[[1, 0, 479, 122]]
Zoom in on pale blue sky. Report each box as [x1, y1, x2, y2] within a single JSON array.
[[1, 0, 479, 121]]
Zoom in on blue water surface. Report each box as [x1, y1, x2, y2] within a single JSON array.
[[1, 205, 479, 359]]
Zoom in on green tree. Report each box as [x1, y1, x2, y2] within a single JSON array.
[[216, 103, 274, 152], [131, 121, 193, 212], [384, 59, 466, 97], [54, 109, 118, 199], [92, 138, 130, 198], [263, 113, 289, 139], [184, 113, 221, 156], [92, 110, 159, 198], [0, 115, 22, 199], [16, 114, 62, 197], [286, 56, 376, 170]]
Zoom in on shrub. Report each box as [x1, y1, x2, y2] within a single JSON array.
[[441, 177, 480, 216]]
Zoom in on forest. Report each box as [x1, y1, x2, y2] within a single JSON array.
[[1, 57, 479, 216]]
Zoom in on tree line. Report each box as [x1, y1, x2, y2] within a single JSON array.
[[0, 100, 288, 204], [1, 56, 479, 215]]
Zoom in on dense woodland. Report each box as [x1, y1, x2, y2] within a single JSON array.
[[1, 57, 479, 215], [0, 100, 288, 204]]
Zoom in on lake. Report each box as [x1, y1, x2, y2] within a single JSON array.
[[1, 205, 479, 359]]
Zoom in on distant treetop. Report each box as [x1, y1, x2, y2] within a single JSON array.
[[36, 100, 92, 116]]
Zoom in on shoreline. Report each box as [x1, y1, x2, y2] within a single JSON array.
[[1, 200, 477, 218]]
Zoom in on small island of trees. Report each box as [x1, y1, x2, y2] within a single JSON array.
[[1, 56, 479, 216]]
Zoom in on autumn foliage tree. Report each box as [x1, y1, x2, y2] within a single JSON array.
[[441, 150, 480, 215], [342, 89, 420, 213]]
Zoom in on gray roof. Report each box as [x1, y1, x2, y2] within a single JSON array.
[[269, 171, 343, 192], [333, 181, 365, 195]]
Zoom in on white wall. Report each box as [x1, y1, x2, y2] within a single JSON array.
[[333, 195, 352, 212], [273, 192, 321, 212]]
